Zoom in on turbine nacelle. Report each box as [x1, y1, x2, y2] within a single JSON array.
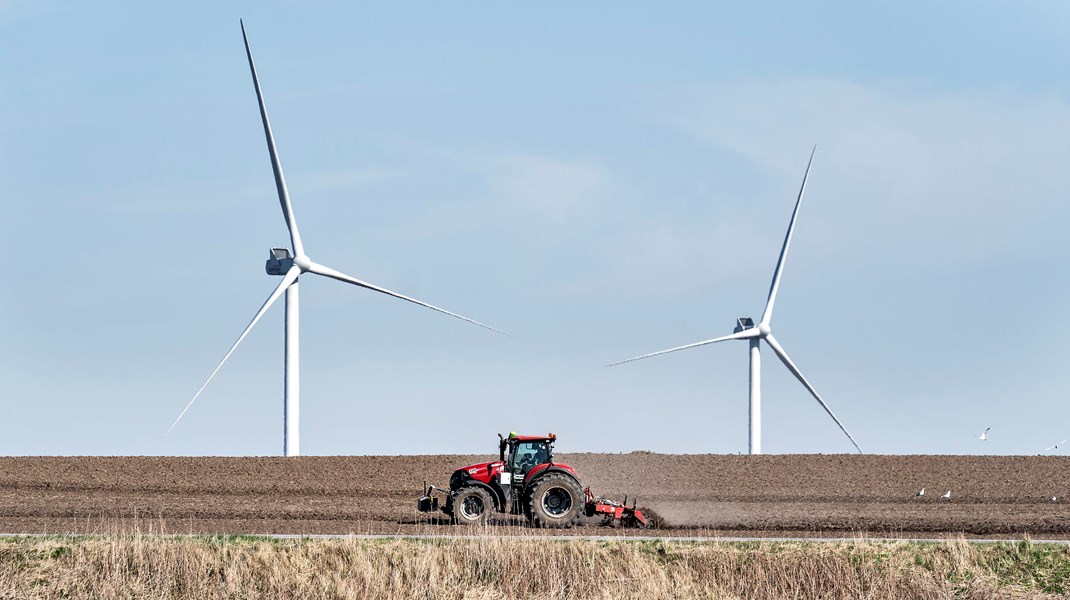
[[266, 247, 293, 276], [734, 317, 769, 338], [266, 248, 313, 275], [734, 317, 755, 334]]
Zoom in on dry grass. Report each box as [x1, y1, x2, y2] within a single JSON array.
[[0, 532, 1068, 599]]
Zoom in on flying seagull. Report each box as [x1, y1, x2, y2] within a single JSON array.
[[1044, 440, 1066, 452], [976, 427, 990, 441]]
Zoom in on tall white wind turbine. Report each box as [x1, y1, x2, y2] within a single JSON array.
[[608, 148, 861, 455], [169, 21, 503, 456]]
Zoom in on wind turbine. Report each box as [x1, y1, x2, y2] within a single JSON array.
[[169, 21, 503, 456], [608, 148, 861, 455]]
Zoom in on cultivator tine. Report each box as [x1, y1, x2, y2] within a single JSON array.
[[583, 490, 653, 528], [632, 508, 649, 527]]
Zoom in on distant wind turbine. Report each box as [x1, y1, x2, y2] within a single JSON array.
[[607, 148, 862, 455], [168, 21, 504, 456]]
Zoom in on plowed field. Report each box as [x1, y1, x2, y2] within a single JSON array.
[[1, 455, 1068, 537]]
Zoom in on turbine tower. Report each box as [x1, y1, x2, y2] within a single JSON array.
[[608, 148, 861, 455], [169, 21, 503, 456]]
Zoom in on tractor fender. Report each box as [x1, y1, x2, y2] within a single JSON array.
[[449, 471, 506, 513], [523, 464, 580, 493]]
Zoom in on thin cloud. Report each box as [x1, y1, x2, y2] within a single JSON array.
[[477, 153, 612, 222], [289, 167, 404, 197], [641, 79, 1070, 266]]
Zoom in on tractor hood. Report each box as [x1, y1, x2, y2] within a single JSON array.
[[451, 460, 505, 489]]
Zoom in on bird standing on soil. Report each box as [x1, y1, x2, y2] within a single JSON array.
[[976, 427, 990, 441], [915, 488, 925, 497], [1052, 496, 1058, 503], [941, 490, 951, 500]]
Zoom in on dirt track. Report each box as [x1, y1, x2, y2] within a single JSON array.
[[1, 454, 1068, 537]]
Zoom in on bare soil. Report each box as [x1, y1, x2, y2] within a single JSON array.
[[1, 454, 1068, 537]]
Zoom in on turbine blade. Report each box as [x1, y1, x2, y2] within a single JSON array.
[[760, 146, 816, 327], [764, 333, 863, 453], [168, 265, 301, 435], [606, 328, 759, 367], [240, 20, 304, 257], [306, 261, 507, 335]]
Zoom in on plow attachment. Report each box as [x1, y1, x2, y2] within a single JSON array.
[[583, 487, 652, 528]]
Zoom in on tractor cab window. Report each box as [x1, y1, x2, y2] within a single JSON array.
[[509, 441, 549, 476]]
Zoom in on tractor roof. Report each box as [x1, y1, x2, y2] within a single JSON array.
[[506, 432, 556, 443]]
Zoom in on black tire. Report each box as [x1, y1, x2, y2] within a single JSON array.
[[451, 486, 493, 525], [524, 472, 583, 529]]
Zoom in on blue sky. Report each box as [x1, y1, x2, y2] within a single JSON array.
[[3, 2, 1069, 456]]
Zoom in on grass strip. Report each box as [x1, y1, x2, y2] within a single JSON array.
[[0, 534, 1068, 599]]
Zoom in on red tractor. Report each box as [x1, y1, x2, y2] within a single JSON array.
[[417, 432, 650, 529]]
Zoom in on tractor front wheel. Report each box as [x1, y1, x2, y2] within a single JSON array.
[[451, 486, 492, 525], [525, 473, 582, 529]]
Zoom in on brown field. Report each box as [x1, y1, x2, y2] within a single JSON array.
[[1, 454, 1069, 537]]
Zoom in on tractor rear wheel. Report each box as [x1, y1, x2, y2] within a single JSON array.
[[525, 473, 582, 529], [451, 486, 492, 525]]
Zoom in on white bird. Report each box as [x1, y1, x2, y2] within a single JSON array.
[[1052, 496, 1058, 503], [977, 427, 990, 441], [941, 490, 951, 500], [1044, 440, 1066, 452], [915, 488, 925, 497]]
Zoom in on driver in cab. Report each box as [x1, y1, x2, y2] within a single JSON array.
[[517, 446, 548, 474]]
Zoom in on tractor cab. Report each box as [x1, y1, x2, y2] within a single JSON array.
[[500, 432, 555, 480]]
